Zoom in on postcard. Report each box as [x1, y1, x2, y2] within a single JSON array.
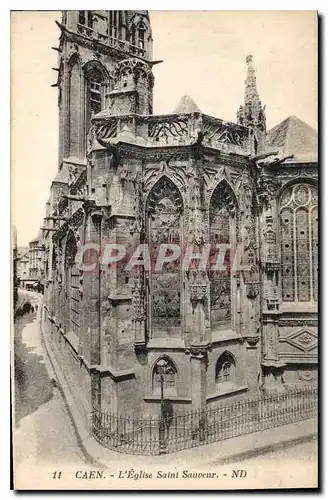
[[11, 10, 318, 490]]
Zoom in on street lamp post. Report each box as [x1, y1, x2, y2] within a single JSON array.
[[157, 358, 168, 453]]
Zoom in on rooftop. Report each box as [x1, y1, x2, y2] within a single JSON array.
[[267, 115, 317, 159], [173, 94, 201, 114]]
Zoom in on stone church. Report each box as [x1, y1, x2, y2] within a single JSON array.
[[41, 10, 318, 422]]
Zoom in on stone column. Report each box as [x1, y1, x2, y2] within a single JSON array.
[[257, 176, 285, 392], [189, 347, 208, 411], [188, 344, 211, 443], [82, 208, 102, 413]]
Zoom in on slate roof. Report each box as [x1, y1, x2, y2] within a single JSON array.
[[173, 94, 201, 114], [267, 115, 317, 159]]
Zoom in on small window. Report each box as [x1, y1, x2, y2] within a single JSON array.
[[216, 352, 236, 385], [152, 357, 178, 396]]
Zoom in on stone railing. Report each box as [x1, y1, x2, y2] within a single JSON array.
[[202, 115, 249, 154], [109, 36, 130, 53], [91, 113, 250, 155], [77, 23, 93, 39], [129, 43, 147, 58]]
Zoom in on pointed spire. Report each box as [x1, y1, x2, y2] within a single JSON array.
[[237, 55, 266, 133], [245, 55, 259, 107]]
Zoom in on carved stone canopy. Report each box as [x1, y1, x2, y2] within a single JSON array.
[[185, 343, 212, 359]]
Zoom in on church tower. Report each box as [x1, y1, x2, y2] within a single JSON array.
[[52, 11, 153, 167], [237, 55, 266, 154]]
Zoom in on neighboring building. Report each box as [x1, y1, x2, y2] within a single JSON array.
[[41, 11, 318, 425], [22, 233, 45, 291], [13, 226, 18, 309], [16, 247, 30, 288]]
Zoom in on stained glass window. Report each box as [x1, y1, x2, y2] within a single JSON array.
[[280, 183, 318, 302], [146, 177, 183, 334], [209, 182, 236, 328]]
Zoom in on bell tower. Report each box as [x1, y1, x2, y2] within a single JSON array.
[[52, 10, 153, 168]]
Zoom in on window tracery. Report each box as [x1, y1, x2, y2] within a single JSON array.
[[131, 22, 147, 52], [86, 68, 104, 118], [280, 183, 318, 302], [146, 177, 183, 333], [84, 65, 109, 141], [209, 182, 237, 328]]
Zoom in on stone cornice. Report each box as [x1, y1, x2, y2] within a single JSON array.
[[61, 24, 152, 64], [109, 141, 250, 167]]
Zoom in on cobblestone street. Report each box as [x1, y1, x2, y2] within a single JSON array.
[[14, 293, 87, 469]]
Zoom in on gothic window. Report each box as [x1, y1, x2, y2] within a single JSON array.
[[109, 11, 124, 39], [209, 182, 237, 328], [78, 10, 93, 28], [131, 22, 147, 53], [65, 232, 81, 338], [152, 357, 178, 395], [87, 69, 103, 116], [215, 352, 236, 385], [146, 177, 183, 336], [280, 183, 318, 302], [84, 66, 106, 139], [89, 76, 102, 114], [68, 57, 81, 157]]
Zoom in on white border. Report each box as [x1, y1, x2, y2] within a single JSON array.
[[2, 2, 326, 497]]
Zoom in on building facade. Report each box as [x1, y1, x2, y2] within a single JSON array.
[[16, 249, 29, 287], [18, 234, 45, 291], [41, 11, 318, 423]]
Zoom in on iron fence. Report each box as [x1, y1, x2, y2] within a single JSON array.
[[92, 386, 318, 455]]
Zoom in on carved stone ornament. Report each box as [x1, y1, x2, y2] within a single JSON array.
[[257, 177, 282, 208], [266, 296, 279, 310], [298, 370, 315, 382], [132, 274, 146, 323], [185, 343, 212, 359], [244, 334, 260, 347], [190, 285, 208, 305], [245, 281, 260, 299]]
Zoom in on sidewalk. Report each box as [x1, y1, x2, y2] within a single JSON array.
[[39, 298, 317, 470]]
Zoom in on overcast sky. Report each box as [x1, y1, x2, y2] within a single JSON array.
[[11, 11, 317, 246]]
